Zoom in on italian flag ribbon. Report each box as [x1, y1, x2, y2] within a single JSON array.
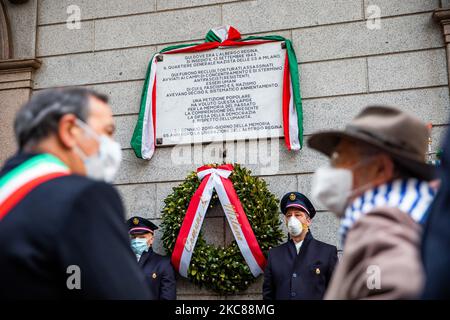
[[171, 164, 266, 278], [131, 25, 303, 160], [0, 154, 70, 221]]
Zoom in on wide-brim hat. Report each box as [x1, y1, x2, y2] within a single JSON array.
[[308, 105, 436, 181]]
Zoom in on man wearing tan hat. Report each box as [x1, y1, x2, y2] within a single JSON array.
[[308, 105, 436, 299]]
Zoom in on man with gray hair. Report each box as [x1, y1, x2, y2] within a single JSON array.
[[0, 88, 150, 299], [308, 106, 436, 299]]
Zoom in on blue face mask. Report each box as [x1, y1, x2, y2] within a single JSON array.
[[131, 238, 149, 256]]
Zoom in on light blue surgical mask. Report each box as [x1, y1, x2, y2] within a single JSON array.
[[131, 238, 149, 256]]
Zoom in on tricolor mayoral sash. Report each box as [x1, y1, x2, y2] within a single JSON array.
[[0, 154, 70, 220], [171, 164, 266, 278]]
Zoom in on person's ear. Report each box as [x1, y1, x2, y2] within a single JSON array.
[[58, 114, 79, 150], [375, 154, 394, 184], [147, 233, 154, 246], [306, 216, 312, 226]]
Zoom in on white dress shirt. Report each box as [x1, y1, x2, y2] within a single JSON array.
[[294, 240, 304, 254]]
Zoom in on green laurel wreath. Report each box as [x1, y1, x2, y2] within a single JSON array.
[[161, 163, 284, 295]]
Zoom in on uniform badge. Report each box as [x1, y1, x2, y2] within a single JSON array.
[[133, 217, 139, 225], [289, 193, 296, 201], [152, 272, 157, 279], [315, 268, 321, 275]]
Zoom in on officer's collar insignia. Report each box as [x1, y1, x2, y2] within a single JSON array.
[[152, 272, 157, 279], [133, 218, 139, 225], [289, 193, 296, 201]]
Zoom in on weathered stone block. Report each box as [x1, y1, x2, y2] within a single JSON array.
[[368, 49, 448, 91], [300, 58, 367, 98], [293, 13, 443, 63], [94, 6, 221, 50], [222, 0, 363, 34], [34, 46, 156, 88]]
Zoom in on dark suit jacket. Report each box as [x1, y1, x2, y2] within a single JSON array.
[[138, 248, 176, 300], [422, 126, 450, 299], [263, 232, 338, 300], [0, 153, 150, 299]]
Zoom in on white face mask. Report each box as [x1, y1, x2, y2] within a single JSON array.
[[311, 166, 353, 217], [74, 119, 122, 183], [311, 158, 377, 217], [287, 217, 303, 237]]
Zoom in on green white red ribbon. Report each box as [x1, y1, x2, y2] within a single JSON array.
[[0, 154, 70, 220], [131, 26, 303, 160], [171, 164, 266, 278]]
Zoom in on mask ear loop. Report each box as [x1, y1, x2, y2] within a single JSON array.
[[73, 119, 102, 160], [345, 155, 382, 200], [74, 118, 101, 141]]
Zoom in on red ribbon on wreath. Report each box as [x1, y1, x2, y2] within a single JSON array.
[[171, 164, 266, 278]]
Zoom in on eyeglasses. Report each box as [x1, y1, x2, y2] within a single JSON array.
[[330, 151, 342, 167]]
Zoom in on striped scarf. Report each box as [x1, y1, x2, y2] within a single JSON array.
[[339, 178, 436, 244]]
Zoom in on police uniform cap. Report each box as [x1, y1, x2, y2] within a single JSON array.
[[127, 216, 159, 235], [280, 192, 316, 218]]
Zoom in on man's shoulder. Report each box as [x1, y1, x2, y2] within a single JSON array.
[[356, 207, 420, 231], [268, 241, 291, 255], [152, 252, 171, 263], [347, 207, 421, 249], [46, 173, 112, 189], [309, 237, 337, 252], [268, 236, 337, 255], [149, 251, 174, 270], [27, 174, 122, 218], [39, 174, 119, 199]]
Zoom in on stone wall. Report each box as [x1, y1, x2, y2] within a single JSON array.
[[0, 0, 39, 164], [4, 0, 449, 299]]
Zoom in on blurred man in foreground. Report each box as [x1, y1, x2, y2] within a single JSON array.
[[0, 88, 150, 299], [309, 106, 436, 299], [422, 125, 450, 299]]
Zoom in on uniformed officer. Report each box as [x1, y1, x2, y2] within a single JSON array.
[[0, 88, 150, 299], [127, 216, 177, 300], [263, 192, 338, 300]]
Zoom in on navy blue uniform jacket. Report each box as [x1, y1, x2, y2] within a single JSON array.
[[138, 248, 176, 300], [0, 153, 151, 299], [263, 232, 338, 300]]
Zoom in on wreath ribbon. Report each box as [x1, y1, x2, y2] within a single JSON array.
[[171, 164, 267, 278]]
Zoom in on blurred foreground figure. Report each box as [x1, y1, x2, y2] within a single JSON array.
[[309, 106, 436, 299], [127, 216, 176, 300], [0, 88, 150, 299], [421, 126, 450, 299]]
